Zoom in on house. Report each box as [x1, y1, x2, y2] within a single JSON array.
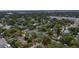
[[74, 18, 79, 27], [0, 23, 3, 27], [3, 25, 11, 29], [63, 26, 70, 34], [50, 16, 76, 21], [63, 29, 70, 34], [76, 33, 79, 39]]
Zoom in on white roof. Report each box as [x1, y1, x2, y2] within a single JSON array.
[[63, 29, 70, 34]]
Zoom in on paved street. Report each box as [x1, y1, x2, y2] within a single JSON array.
[[0, 37, 10, 48]]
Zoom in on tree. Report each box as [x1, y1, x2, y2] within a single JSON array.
[[7, 38, 23, 48], [54, 20, 62, 36], [61, 35, 75, 45], [47, 41, 65, 48], [70, 39, 79, 47], [69, 27, 79, 35], [41, 35, 51, 47]]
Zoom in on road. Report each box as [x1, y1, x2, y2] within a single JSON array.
[[0, 37, 10, 48]]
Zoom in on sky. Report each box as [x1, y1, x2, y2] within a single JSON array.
[[0, 0, 79, 10]]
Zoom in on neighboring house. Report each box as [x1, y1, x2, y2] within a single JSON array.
[[62, 26, 70, 34], [3, 25, 11, 29], [50, 16, 76, 21], [74, 18, 79, 27], [63, 29, 70, 34], [6, 12, 13, 15], [76, 33, 79, 39], [0, 23, 3, 27]]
